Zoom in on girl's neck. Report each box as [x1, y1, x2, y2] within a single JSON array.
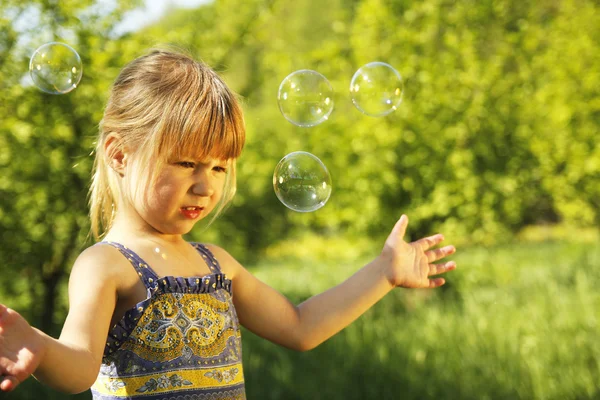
[[105, 216, 186, 247]]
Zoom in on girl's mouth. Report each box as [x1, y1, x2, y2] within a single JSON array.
[[180, 206, 204, 219]]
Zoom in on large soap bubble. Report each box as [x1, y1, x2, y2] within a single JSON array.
[[273, 151, 332, 212], [350, 62, 403, 117], [29, 42, 83, 94], [278, 70, 334, 127]]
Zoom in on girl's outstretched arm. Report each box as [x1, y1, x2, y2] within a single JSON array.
[[0, 245, 121, 393], [209, 214, 456, 351]]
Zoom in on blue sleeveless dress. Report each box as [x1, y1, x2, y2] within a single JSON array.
[[90, 242, 246, 399]]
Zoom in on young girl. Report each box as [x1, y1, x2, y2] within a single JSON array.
[[0, 48, 457, 399]]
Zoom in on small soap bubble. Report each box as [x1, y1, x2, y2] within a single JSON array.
[[349, 62, 403, 117], [29, 42, 83, 94], [273, 151, 332, 212], [277, 70, 334, 127]]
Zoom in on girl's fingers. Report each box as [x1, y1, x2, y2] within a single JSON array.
[[429, 261, 456, 276], [416, 234, 444, 251], [426, 245, 456, 263], [428, 277, 446, 288], [390, 215, 409, 240], [0, 304, 7, 322], [0, 375, 19, 392]]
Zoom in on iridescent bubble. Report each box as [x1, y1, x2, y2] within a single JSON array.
[[349, 62, 403, 117], [277, 70, 334, 127], [273, 151, 332, 212], [29, 42, 83, 94]]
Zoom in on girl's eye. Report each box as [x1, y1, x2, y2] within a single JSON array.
[[178, 161, 195, 168], [213, 166, 227, 173]]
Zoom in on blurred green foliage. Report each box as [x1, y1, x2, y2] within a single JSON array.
[[0, 0, 599, 398]]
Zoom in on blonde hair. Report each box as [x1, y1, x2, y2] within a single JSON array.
[[89, 48, 245, 239]]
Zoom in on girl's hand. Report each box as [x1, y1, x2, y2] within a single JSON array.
[[0, 304, 46, 392], [380, 215, 457, 288]]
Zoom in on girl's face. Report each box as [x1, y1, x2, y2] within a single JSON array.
[[125, 153, 230, 236]]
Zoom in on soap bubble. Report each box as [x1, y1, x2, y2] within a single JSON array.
[[273, 151, 332, 212], [29, 42, 83, 94], [349, 62, 403, 117], [277, 70, 334, 127]]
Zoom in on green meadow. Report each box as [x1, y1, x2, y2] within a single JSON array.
[[241, 237, 600, 400]]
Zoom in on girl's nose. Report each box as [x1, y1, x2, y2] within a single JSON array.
[[191, 176, 215, 197]]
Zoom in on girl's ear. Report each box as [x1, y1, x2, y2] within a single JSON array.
[[104, 133, 128, 175]]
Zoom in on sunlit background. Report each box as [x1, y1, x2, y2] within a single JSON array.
[[0, 0, 599, 398]]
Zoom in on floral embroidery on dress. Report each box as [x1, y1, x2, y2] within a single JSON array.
[[105, 380, 126, 392], [205, 368, 239, 383], [136, 374, 193, 393]]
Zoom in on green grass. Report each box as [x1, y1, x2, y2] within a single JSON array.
[[242, 240, 600, 400]]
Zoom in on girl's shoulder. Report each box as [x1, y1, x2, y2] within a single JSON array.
[[69, 242, 137, 289], [200, 243, 244, 279], [77, 241, 129, 266]]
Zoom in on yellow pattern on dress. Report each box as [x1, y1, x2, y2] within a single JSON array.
[[92, 364, 245, 397], [120, 292, 235, 362]]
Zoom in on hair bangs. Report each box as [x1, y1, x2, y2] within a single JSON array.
[[158, 78, 245, 164]]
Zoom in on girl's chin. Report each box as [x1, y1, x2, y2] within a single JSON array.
[[147, 222, 199, 237]]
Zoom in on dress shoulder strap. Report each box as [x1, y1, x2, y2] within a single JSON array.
[[191, 243, 223, 274], [98, 241, 160, 290]]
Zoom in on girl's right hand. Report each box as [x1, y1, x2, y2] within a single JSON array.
[[0, 304, 46, 392]]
